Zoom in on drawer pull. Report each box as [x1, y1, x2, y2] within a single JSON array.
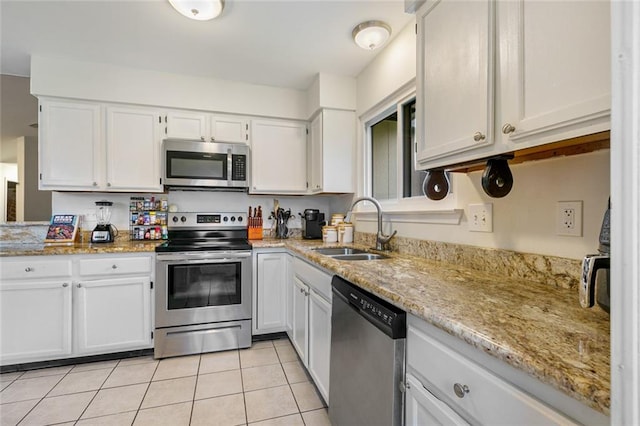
[[112, 264, 118, 269], [77, 283, 82, 288], [473, 132, 486, 142], [62, 283, 69, 287], [24, 267, 32, 272], [453, 383, 470, 398]]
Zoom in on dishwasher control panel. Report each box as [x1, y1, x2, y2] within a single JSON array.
[[334, 275, 406, 339]]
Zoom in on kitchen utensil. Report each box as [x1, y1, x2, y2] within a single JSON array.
[[91, 200, 118, 243], [580, 198, 610, 312]]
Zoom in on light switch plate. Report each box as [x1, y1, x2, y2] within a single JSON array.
[[468, 203, 493, 232]]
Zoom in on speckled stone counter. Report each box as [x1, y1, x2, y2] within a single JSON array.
[[0, 236, 159, 257], [253, 237, 610, 415]]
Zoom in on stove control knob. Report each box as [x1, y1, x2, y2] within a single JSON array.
[[237, 216, 243, 222], [231, 216, 236, 222], [181, 216, 187, 223], [223, 216, 229, 222], [172, 216, 178, 223]]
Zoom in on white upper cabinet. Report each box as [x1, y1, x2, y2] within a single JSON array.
[[250, 119, 308, 194], [39, 99, 102, 190], [498, 0, 611, 149], [416, 0, 495, 166], [308, 109, 356, 193], [416, 0, 611, 170], [165, 110, 249, 143], [106, 106, 163, 191], [39, 98, 163, 192]]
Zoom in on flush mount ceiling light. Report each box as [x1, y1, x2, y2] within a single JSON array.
[[168, 0, 224, 21], [352, 20, 392, 50]]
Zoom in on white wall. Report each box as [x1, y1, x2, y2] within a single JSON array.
[[354, 17, 610, 260], [31, 56, 308, 120], [16, 136, 51, 221], [0, 163, 18, 222], [52, 191, 352, 234]]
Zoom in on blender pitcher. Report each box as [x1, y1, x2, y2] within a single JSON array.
[[91, 200, 118, 243]]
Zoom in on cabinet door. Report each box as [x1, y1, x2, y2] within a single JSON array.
[[250, 119, 308, 193], [499, 0, 611, 148], [416, 0, 495, 167], [39, 99, 102, 190], [0, 280, 72, 365], [256, 252, 287, 332], [105, 107, 163, 192], [308, 113, 323, 192], [308, 288, 331, 403], [285, 254, 294, 336], [212, 115, 249, 143], [405, 374, 469, 426], [75, 276, 152, 355], [165, 110, 209, 141], [291, 277, 309, 364]]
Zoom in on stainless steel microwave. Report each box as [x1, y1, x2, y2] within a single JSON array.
[[162, 139, 249, 190]]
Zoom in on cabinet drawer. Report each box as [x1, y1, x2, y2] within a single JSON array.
[[79, 256, 152, 277], [0, 258, 72, 280], [293, 257, 332, 300], [407, 324, 575, 425]]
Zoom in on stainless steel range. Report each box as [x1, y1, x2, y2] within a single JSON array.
[[154, 212, 252, 359]]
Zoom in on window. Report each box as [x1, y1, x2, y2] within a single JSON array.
[[369, 97, 423, 200]]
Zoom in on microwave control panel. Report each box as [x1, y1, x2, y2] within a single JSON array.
[[232, 155, 247, 181]]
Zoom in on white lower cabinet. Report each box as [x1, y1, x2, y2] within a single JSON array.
[[74, 276, 152, 355], [0, 253, 154, 366], [406, 314, 607, 426], [308, 287, 331, 402], [405, 373, 469, 426], [291, 257, 332, 403], [0, 280, 73, 365], [291, 276, 309, 363], [285, 253, 294, 335], [253, 250, 288, 335]]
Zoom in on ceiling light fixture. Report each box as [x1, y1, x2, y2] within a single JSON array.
[[352, 20, 392, 50], [168, 0, 224, 21]]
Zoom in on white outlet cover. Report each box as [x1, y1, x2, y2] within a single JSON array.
[[468, 203, 493, 232], [556, 201, 583, 237]]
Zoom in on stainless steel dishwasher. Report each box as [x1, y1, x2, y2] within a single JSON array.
[[329, 275, 406, 426]]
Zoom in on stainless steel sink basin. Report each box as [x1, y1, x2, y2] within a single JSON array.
[[312, 247, 368, 256], [330, 253, 389, 261]]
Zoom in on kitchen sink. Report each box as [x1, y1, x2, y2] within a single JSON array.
[[312, 247, 368, 256], [331, 253, 389, 261]]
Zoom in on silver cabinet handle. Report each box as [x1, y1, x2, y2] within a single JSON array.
[[453, 383, 470, 398], [502, 123, 516, 134], [92, 182, 98, 186], [107, 182, 111, 187], [210, 137, 215, 142], [24, 267, 32, 272], [62, 283, 69, 287], [77, 283, 82, 288], [200, 136, 205, 141], [473, 132, 486, 142], [112, 264, 118, 269]]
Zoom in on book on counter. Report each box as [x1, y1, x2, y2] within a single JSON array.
[[44, 214, 81, 245]]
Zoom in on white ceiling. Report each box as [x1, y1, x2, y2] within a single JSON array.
[[0, 0, 414, 90]]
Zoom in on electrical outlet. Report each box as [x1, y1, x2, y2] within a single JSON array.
[[468, 203, 493, 232], [556, 201, 583, 236]]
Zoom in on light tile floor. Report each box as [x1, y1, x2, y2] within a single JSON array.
[[0, 337, 330, 426]]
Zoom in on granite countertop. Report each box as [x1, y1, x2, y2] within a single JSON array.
[[0, 238, 159, 257], [253, 237, 610, 415], [1, 234, 609, 414]]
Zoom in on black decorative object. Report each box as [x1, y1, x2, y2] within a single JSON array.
[[481, 158, 513, 198]]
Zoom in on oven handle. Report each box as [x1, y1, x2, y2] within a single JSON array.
[[156, 251, 252, 262]]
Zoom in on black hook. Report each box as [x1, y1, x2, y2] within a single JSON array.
[[424, 170, 449, 201], [481, 158, 513, 198]]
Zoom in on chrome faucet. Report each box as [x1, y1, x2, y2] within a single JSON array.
[[345, 196, 397, 251]]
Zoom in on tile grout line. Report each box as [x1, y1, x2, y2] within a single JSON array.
[[75, 358, 122, 423], [13, 364, 73, 425], [187, 354, 203, 426], [238, 349, 250, 426], [130, 357, 160, 425]]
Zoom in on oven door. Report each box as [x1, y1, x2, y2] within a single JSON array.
[[155, 251, 252, 328]]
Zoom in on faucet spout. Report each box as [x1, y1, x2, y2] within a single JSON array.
[[346, 196, 397, 251]]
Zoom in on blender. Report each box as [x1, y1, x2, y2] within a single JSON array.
[[91, 200, 118, 243]]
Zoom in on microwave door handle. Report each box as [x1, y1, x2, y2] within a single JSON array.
[[227, 148, 233, 186]]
